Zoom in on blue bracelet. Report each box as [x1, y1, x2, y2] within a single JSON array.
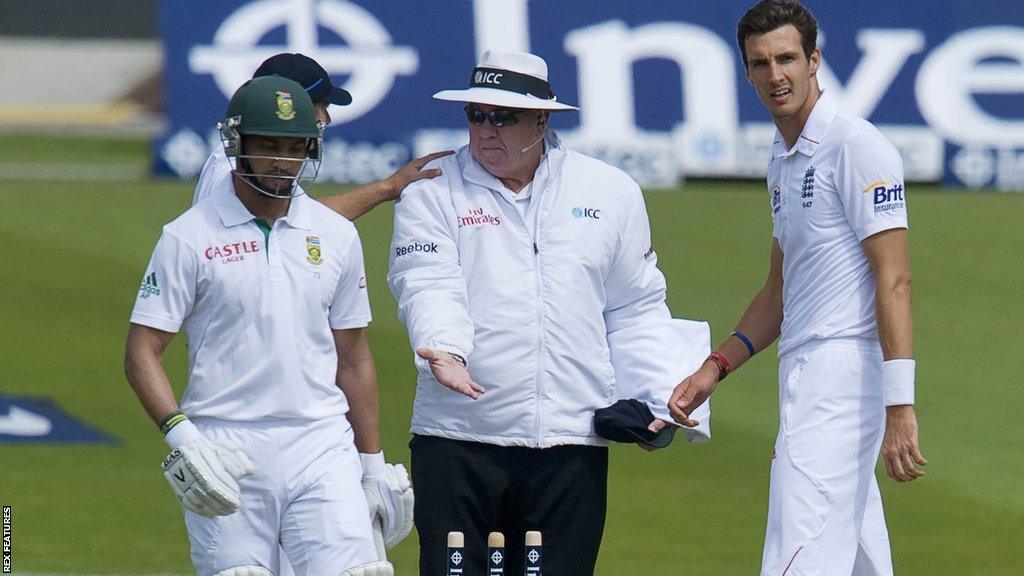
[[731, 330, 757, 358]]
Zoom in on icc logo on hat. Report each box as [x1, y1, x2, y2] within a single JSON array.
[[473, 70, 504, 85]]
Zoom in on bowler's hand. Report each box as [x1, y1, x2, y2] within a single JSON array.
[[668, 360, 720, 427], [416, 348, 485, 399], [637, 419, 676, 452], [382, 151, 455, 200], [882, 405, 927, 482]]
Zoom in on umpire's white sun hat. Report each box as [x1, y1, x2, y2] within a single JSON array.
[[433, 50, 578, 111]]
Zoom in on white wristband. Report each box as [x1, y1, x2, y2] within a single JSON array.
[[360, 451, 387, 479], [882, 358, 915, 406], [163, 419, 203, 450]]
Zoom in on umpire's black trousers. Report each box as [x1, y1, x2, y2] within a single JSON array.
[[411, 434, 608, 576]]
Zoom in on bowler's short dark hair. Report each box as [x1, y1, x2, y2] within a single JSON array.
[[737, 0, 818, 68]]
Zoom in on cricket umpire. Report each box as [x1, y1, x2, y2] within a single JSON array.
[[387, 51, 709, 576], [669, 2, 927, 574], [125, 76, 403, 576]]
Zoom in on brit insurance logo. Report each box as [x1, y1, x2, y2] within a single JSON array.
[[864, 179, 906, 214], [189, 0, 419, 126], [771, 186, 781, 214]]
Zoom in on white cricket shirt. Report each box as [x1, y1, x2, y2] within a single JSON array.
[[767, 91, 908, 357], [388, 134, 711, 447], [131, 178, 371, 421]]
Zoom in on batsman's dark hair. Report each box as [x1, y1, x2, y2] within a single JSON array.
[[737, 0, 818, 68]]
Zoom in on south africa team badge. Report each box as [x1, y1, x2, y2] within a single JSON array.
[[305, 235, 323, 265], [275, 90, 296, 120]]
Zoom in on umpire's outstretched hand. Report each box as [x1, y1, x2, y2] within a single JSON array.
[[417, 348, 486, 400]]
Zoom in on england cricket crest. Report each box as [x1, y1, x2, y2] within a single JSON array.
[[305, 235, 323, 265], [276, 90, 296, 120]]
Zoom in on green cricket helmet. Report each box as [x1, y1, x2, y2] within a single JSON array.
[[218, 75, 323, 198]]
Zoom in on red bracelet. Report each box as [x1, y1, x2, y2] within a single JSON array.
[[707, 352, 732, 381]]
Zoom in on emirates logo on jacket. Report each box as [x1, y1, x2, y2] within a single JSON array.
[[458, 207, 502, 228]]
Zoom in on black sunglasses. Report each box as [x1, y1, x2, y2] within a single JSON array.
[[464, 104, 526, 127]]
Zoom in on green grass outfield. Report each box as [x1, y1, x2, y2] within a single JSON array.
[[1, 167, 1022, 574]]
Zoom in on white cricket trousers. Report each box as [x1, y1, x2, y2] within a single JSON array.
[[761, 338, 894, 576], [184, 416, 377, 576]]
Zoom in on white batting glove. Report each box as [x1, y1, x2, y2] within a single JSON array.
[[360, 452, 414, 553], [161, 421, 255, 518], [340, 561, 394, 576]]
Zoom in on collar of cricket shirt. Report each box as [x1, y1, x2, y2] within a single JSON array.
[[214, 185, 313, 230], [772, 89, 839, 159]]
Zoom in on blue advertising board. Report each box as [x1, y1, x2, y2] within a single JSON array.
[[155, 0, 1024, 190], [0, 396, 119, 445]]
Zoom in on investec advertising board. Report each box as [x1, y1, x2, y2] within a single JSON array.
[[156, 0, 1024, 190]]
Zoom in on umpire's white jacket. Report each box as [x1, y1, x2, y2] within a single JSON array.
[[388, 134, 710, 448]]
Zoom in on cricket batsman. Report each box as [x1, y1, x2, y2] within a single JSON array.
[[669, 2, 927, 574], [124, 76, 409, 576], [187, 51, 438, 576]]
